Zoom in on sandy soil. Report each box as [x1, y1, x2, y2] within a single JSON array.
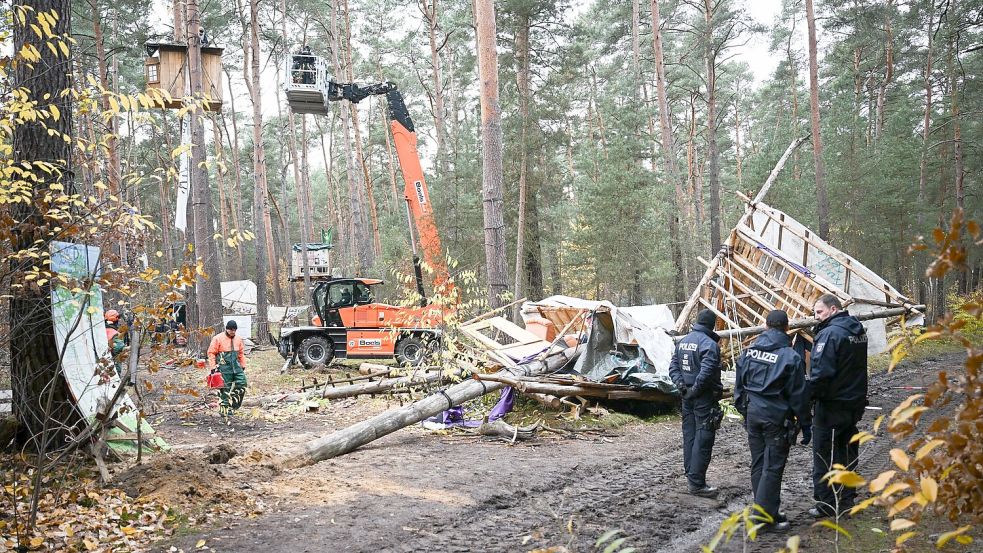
[[116, 348, 965, 553]]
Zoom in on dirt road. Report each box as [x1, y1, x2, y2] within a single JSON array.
[[142, 352, 961, 553]]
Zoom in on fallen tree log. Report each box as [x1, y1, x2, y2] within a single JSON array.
[[699, 305, 926, 342], [318, 368, 462, 400], [475, 373, 677, 403], [281, 346, 580, 467]]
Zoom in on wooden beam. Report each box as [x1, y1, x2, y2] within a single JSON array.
[[708, 305, 925, 341]]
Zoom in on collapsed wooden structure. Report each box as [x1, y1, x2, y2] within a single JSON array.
[[675, 139, 923, 357]]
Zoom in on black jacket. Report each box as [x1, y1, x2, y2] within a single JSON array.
[[669, 323, 722, 398], [809, 311, 868, 410], [734, 328, 811, 426]]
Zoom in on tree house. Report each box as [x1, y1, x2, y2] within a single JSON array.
[[144, 42, 224, 111]]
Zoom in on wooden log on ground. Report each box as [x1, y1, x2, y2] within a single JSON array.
[[359, 362, 394, 375], [281, 346, 580, 467], [474, 373, 677, 403], [527, 393, 561, 410], [319, 368, 461, 400]]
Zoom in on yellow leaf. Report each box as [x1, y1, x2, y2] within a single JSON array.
[[869, 470, 896, 493], [121, 525, 137, 535], [913, 330, 942, 344], [888, 494, 921, 517], [881, 482, 911, 497], [30, 537, 44, 547], [814, 519, 852, 539], [890, 519, 916, 531], [890, 448, 910, 471], [895, 531, 917, 546], [915, 439, 944, 460], [936, 525, 972, 548], [784, 535, 800, 553], [849, 496, 878, 516], [873, 415, 885, 434], [828, 470, 866, 488], [850, 431, 875, 445], [920, 477, 938, 502], [196, 539, 207, 548]]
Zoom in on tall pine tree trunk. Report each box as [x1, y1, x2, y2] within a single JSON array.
[[916, 7, 933, 309], [331, 0, 373, 273], [247, 0, 277, 326], [947, 2, 966, 294], [513, 12, 531, 307], [422, 0, 449, 176], [704, 0, 722, 255], [651, 0, 687, 304], [10, 0, 76, 450], [187, 0, 223, 333], [475, 0, 508, 308], [805, 0, 830, 240]]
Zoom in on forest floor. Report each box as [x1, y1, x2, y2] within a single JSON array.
[[95, 342, 977, 553]]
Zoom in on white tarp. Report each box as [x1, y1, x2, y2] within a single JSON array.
[[522, 295, 676, 371], [221, 280, 257, 315]]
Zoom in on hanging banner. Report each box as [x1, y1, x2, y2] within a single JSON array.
[[50, 241, 168, 455], [174, 115, 191, 233]]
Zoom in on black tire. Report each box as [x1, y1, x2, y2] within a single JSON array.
[[297, 335, 332, 368], [395, 336, 426, 366]]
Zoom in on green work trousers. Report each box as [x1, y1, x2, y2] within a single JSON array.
[[217, 351, 247, 413]]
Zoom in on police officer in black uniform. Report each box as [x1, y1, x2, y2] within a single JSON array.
[[734, 310, 811, 532], [808, 293, 868, 517], [669, 309, 723, 498]]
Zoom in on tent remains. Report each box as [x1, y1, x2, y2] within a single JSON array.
[[675, 195, 923, 356], [457, 296, 680, 407]]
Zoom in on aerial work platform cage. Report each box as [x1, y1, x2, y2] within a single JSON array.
[[285, 55, 331, 115]]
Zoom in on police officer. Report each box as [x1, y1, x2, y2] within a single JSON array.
[[734, 310, 811, 532], [669, 309, 723, 498], [808, 293, 868, 518]]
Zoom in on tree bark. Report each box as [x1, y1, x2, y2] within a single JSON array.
[[513, 12, 531, 310], [246, 0, 276, 330], [475, 0, 508, 309], [332, 0, 373, 273], [11, 0, 76, 450], [874, 0, 894, 141], [916, 7, 933, 308], [282, 347, 579, 466], [947, 2, 966, 294], [421, 0, 449, 176], [186, 0, 223, 333], [651, 0, 687, 304], [704, 0, 722, 255], [805, 0, 830, 240], [88, 0, 120, 197]]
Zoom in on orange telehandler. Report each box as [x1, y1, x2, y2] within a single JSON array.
[[279, 79, 454, 369]]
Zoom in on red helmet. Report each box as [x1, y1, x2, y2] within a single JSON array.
[[105, 309, 120, 323]]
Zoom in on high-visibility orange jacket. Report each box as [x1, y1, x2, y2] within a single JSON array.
[[207, 331, 247, 370]]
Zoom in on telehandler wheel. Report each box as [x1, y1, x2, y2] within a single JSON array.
[[394, 336, 426, 366], [297, 336, 332, 368]]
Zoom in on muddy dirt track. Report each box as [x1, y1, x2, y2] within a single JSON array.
[[140, 352, 960, 553]]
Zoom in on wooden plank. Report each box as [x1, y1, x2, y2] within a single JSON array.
[[698, 298, 739, 329], [727, 247, 816, 309], [707, 279, 767, 323]]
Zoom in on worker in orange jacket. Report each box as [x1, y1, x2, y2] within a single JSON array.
[[207, 320, 248, 419]]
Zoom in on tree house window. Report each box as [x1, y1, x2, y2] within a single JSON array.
[[146, 62, 159, 84]]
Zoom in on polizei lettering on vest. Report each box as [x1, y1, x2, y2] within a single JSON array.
[[679, 343, 698, 352], [747, 349, 779, 363]]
